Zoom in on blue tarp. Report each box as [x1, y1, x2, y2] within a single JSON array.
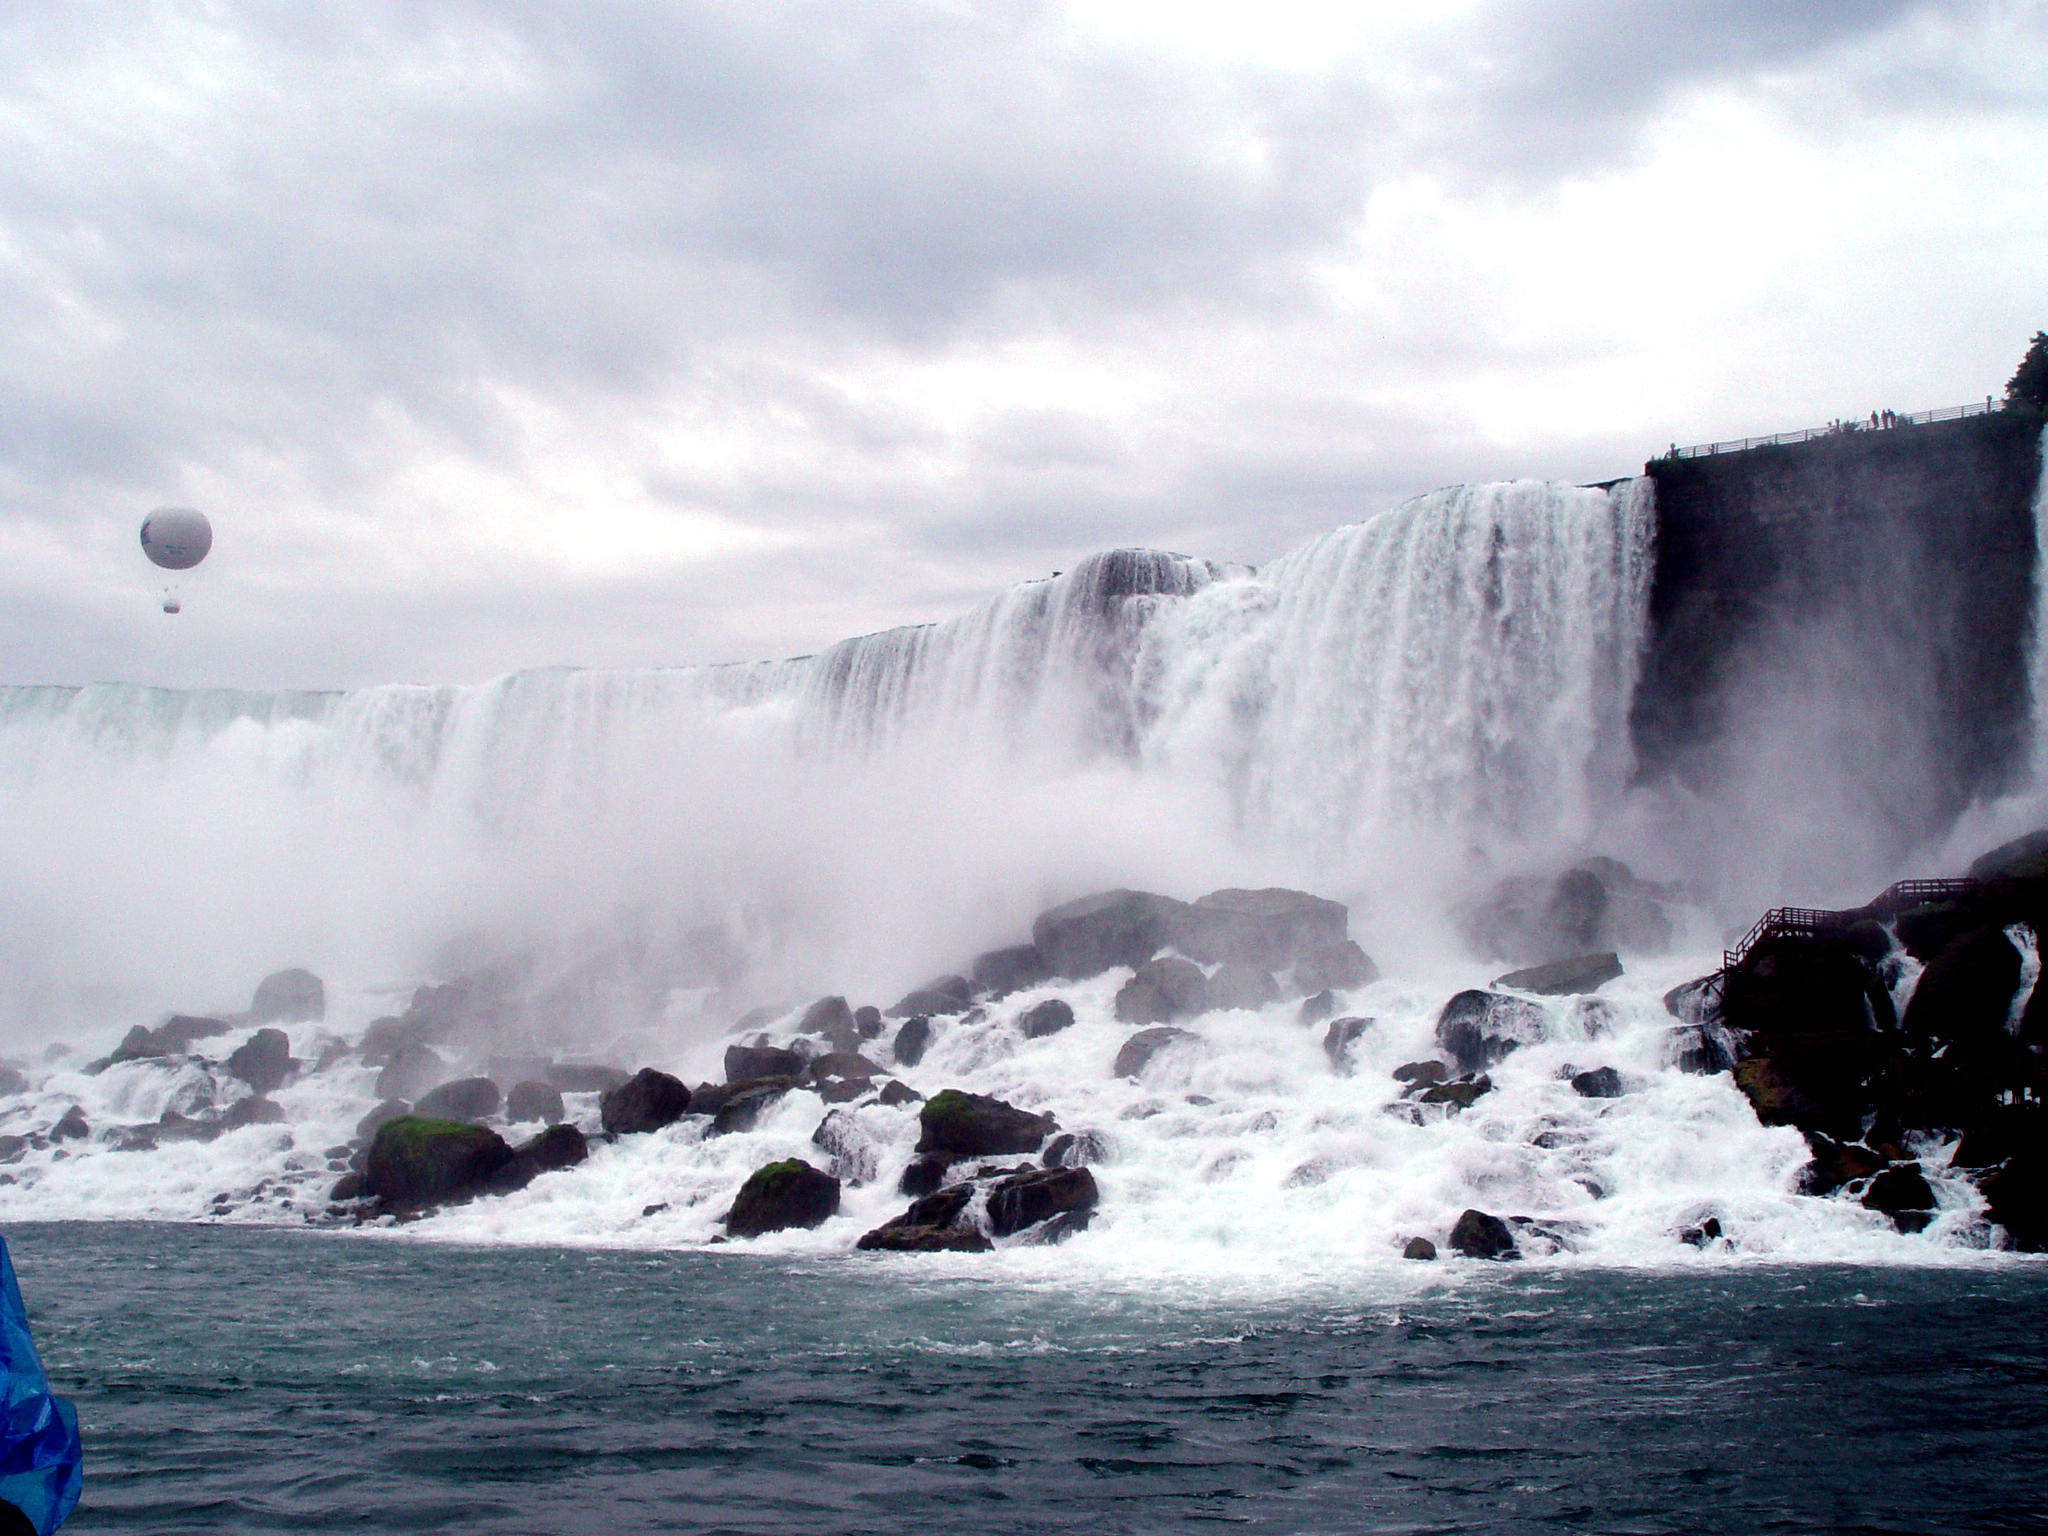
[[0, 1240, 79, 1534]]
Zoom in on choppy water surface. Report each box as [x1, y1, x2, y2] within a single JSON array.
[[15, 1224, 2047, 1534]]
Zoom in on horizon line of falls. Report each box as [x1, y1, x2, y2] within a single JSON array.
[[0, 478, 1656, 1044]]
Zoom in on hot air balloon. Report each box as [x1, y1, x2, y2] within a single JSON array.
[[139, 507, 211, 613]]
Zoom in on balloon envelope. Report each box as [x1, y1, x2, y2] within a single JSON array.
[[140, 508, 212, 571]]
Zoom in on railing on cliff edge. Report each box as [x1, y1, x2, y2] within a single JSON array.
[[1662, 399, 2007, 461], [1719, 877, 2022, 974]]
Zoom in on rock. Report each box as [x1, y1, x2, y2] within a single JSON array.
[[875, 1080, 923, 1108], [1292, 940, 1379, 995], [1402, 1237, 1437, 1260], [709, 1077, 798, 1135], [109, 1025, 164, 1064], [1207, 963, 1279, 1012], [853, 1005, 885, 1040], [1494, 953, 1623, 996], [1733, 1057, 1824, 1128], [641, 1203, 670, 1217], [0, 1137, 26, 1166], [725, 1159, 841, 1238], [158, 1016, 230, 1053], [359, 1016, 421, 1064], [804, 1052, 882, 1104], [1032, 889, 1193, 980], [1668, 1022, 1742, 1075], [545, 1063, 630, 1094], [887, 975, 973, 1019], [1178, 888, 1349, 969], [1113, 1026, 1198, 1081], [414, 1077, 501, 1123], [1862, 1163, 1936, 1216], [916, 1089, 1057, 1156], [1322, 1016, 1372, 1074], [1435, 991, 1545, 1076], [328, 1172, 366, 1202], [724, 1044, 802, 1082], [1901, 924, 2024, 1045], [363, 1116, 516, 1209], [856, 1223, 993, 1253], [505, 1081, 565, 1124], [250, 968, 325, 1024], [376, 1042, 447, 1101], [1678, 1217, 1724, 1248], [1297, 989, 1336, 1027], [1463, 859, 1670, 964], [899, 1152, 955, 1196], [50, 1105, 88, 1141], [811, 1109, 880, 1185], [599, 1068, 692, 1136], [1018, 999, 1075, 1039], [1415, 1074, 1492, 1111], [1719, 932, 1895, 1140], [972, 944, 1053, 998], [1570, 1067, 1625, 1099], [799, 996, 862, 1050], [892, 1017, 932, 1068], [987, 1167, 1098, 1238], [355, 1099, 412, 1140], [221, 1096, 285, 1128], [1114, 957, 1208, 1025], [1448, 1208, 1519, 1260], [1662, 975, 1723, 1026], [1041, 1130, 1111, 1168], [226, 1028, 295, 1094], [1983, 1147, 2048, 1249], [1969, 828, 2048, 882], [486, 1123, 590, 1193], [1393, 1060, 1448, 1087]]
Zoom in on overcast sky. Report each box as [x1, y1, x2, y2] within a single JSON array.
[[2, 0, 2045, 690]]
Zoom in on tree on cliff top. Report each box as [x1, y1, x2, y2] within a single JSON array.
[[2007, 331, 2048, 411]]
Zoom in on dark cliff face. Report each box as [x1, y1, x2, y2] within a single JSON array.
[[1632, 410, 2043, 892]]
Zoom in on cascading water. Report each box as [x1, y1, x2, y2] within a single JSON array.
[[0, 474, 2000, 1266]]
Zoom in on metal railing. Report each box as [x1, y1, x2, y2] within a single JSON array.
[[1663, 399, 2005, 461], [1719, 877, 2011, 973]]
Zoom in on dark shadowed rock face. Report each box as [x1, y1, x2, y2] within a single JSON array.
[[1902, 925, 2023, 1045], [1113, 1026, 1199, 1081], [364, 1116, 515, 1209], [856, 1223, 993, 1253], [1983, 1146, 2048, 1250], [251, 968, 325, 1024], [709, 1078, 798, 1136], [1114, 958, 1208, 1025], [414, 1077, 501, 1123], [505, 1080, 565, 1124], [485, 1124, 590, 1194], [1323, 1017, 1372, 1074], [1495, 953, 1623, 996], [1178, 888, 1349, 969], [227, 1028, 295, 1094], [51, 1107, 88, 1141], [1799, 1132, 1886, 1196], [892, 1017, 932, 1068], [1721, 936, 1897, 1142], [1972, 828, 2048, 882], [725, 1044, 802, 1082], [799, 996, 862, 1050], [888, 975, 974, 1019], [1019, 1000, 1075, 1039], [726, 1159, 841, 1239], [987, 1167, 1097, 1238], [1402, 1237, 1437, 1260], [899, 1152, 955, 1197], [1297, 989, 1336, 1027], [1571, 1067, 1625, 1099], [599, 1068, 691, 1136], [1032, 890, 1192, 979], [1435, 992, 1545, 1076], [1042, 1130, 1112, 1168], [916, 1090, 1056, 1157], [973, 944, 1053, 997], [1448, 1208, 1519, 1260]]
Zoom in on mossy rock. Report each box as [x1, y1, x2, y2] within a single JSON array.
[[725, 1158, 840, 1239], [916, 1090, 1056, 1157], [363, 1115, 514, 1209]]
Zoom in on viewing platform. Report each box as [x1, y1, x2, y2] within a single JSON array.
[[1662, 399, 2007, 461]]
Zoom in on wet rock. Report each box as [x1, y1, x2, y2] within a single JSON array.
[[891, 1016, 932, 1068], [875, 1080, 923, 1108], [356, 1099, 412, 1140], [1668, 1022, 1742, 1076], [0, 1137, 26, 1166], [709, 1077, 799, 1135], [1297, 989, 1336, 1027], [599, 1068, 692, 1136], [505, 1080, 565, 1124], [251, 968, 325, 1024], [1113, 1026, 1199, 1082], [1292, 940, 1379, 995], [1448, 1208, 1519, 1260], [1402, 1237, 1437, 1261], [793, 996, 861, 1053], [1207, 963, 1280, 1012], [363, 1116, 515, 1210], [1720, 934, 1895, 1140], [725, 1159, 841, 1239], [1982, 1147, 2048, 1249], [1466, 858, 1672, 965], [1969, 828, 2048, 882], [724, 1044, 802, 1082], [376, 1042, 448, 1102], [1393, 1060, 1448, 1088], [853, 1005, 885, 1040], [1435, 991, 1545, 1076], [545, 1063, 630, 1094], [1678, 1217, 1724, 1248], [811, 1109, 880, 1185], [1570, 1067, 1625, 1099], [1114, 958, 1208, 1025], [1798, 1132, 1885, 1196], [328, 1172, 366, 1203], [804, 1052, 883, 1104], [987, 1166, 1098, 1238], [1042, 1130, 1111, 1168], [491, 1124, 588, 1191], [1494, 952, 1623, 996], [226, 1028, 295, 1094], [109, 1025, 166, 1064], [1178, 888, 1350, 969], [359, 1017, 421, 1065], [1901, 924, 2024, 1045], [1019, 999, 1075, 1039], [972, 944, 1053, 998], [916, 1089, 1057, 1157], [158, 1016, 231, 1054], [1032, 889, 1193, 980], [1662, 975, 1723, 1026], [1322, 1016, 1372, 1074], [221, 1096, 285, 1129], [856, 1223, 992, 1253], [414, 1077, 501, 1123], [1862, 1163, 1936, 1217], [899, 1152, 956, 1197], [888, 975, 974, 1019], [1732, 1057, 1824, 1128], [1415, 1073, 1492, 1112]]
